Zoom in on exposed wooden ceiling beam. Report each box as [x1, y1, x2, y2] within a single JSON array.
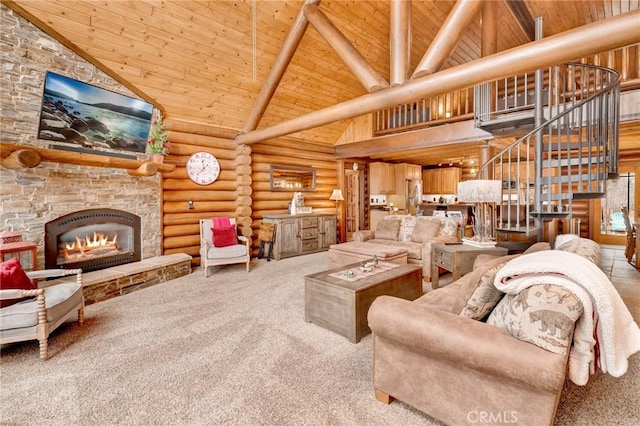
[[236, 9, 640, 146], [412, 0, 483, 79], [505, 0, 535, 42], [303, 3, 388, 93], [242, 0, 319, 133], [390, 0, 411, 86]]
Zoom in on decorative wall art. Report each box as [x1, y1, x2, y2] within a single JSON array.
[[37, 72, 154, 156]]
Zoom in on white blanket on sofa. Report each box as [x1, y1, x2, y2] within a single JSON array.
[[494, 250, 640, 385]]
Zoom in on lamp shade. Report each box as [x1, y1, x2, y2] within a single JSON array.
[[329, 189, 344, 201], [457, 180, 502, 203]]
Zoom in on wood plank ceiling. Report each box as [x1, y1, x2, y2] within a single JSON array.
[[5, 0, 640, 166]]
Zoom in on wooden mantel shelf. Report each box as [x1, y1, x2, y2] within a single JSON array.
[[0, 142, 175, 176]]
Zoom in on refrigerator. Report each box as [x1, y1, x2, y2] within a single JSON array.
[[405, 178, 423, 215]]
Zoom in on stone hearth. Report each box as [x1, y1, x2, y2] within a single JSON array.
[[43, 253, 192, 305]]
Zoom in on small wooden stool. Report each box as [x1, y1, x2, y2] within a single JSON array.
[[258, 222, 275, 261]]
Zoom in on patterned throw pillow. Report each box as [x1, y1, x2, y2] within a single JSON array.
[[375, 219, 401, 241], [556, 237, 600, 264], [398, 215, 416, 242], [487, 284, 584, 354], [455, 255, 517, 320], [438, 217, 458, 238]]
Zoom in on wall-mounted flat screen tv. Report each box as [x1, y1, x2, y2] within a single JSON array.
[[37, 71, 154, 155]]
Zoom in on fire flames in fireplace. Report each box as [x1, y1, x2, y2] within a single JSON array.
[[58, 231, 122, 264]]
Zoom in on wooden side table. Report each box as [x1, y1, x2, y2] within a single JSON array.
[[431, 243, 508, 289], [0, 241, 38, 271]]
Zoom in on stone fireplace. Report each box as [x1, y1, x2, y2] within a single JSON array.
[[45, 209, 142, 273]]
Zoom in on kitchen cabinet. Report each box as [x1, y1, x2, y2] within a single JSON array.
[[422, 167, 461, 194], [369, 162, 396, 193], [263, 213, 337, 260]]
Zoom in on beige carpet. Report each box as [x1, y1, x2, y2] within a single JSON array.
[[1, 252, 638, 425]]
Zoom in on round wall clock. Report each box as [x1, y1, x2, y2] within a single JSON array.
[[186, 152, 220, 185]]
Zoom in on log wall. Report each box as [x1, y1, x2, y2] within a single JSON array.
[[159, 122, 339, 264], [251, 139, 338, 252]]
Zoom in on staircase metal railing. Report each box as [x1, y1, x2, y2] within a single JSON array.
[[475, 62, 621, 238]]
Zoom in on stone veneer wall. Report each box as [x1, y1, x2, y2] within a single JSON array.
[[0, 5, 161, 268]]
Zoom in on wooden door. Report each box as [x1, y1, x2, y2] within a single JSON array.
[[279, 219, 300, 257], [319, 216, 337, 248], [590, 166, 637, 244], [345, 171, 359, 239]]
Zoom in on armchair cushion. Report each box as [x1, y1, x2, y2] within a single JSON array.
[[375, 219, 401, 241], [0, 258, 35, 308], [212, 226, 237, 247], [206, 244, 248, 259], [0, 282, 82, 332]]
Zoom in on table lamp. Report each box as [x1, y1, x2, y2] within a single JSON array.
[[457, 180, 502, 245]]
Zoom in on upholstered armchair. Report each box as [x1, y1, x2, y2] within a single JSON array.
[[0, 264, 84, 359], [199, 218, 250, 277]]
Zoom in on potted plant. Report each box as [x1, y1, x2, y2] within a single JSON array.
[[146, 113, 169, 163]]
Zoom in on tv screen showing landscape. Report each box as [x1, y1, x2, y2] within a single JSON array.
[[37, 72, 154, 155]]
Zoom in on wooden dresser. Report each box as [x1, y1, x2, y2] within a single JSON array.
[[263, 213, 337, 260]]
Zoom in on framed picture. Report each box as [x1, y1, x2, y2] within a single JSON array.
[[37, 71, 154, 155], [432, 211, 446, 217], [446, 211, 464, 225]]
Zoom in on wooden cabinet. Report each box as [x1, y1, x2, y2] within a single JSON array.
[[263, 214, 337, 260], [369, 162, 396, 193], [422, 167, 461, 194]]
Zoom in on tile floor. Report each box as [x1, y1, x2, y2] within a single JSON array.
[[599, 244, 640, 325]]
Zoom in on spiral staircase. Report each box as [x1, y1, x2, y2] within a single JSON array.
[[474, 61, 621, 241]]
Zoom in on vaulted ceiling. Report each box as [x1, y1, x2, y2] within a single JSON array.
[[4, 0, 640, 166]]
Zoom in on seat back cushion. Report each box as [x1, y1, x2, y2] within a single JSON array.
[[375, 219, 401, 241], [487, 284, 584, 354], [1, 258, 35, 308], [410, 218, 441, 243]]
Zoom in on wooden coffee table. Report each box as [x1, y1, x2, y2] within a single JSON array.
[[304, 262, 422, 343]]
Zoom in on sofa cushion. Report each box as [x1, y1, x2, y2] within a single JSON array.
[[523, 242, 552, 254], [414, 279, 464, 313], [453, 255, 518, 320], [398, 215, 417, 242], [556, 237, 600, 264], [410, 219, 441, 243], [375, 219, 401, 241], [486, 284, 584, 354]]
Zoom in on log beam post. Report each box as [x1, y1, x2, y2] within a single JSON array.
[[0, 149, 41, 169], [127, 162, 158, 177], [236, 9, 640, 145], [303, 4, 388, 93], [390, 0, 411, 86], [412, 0, 483, 79], [242, 0, 320, 133]]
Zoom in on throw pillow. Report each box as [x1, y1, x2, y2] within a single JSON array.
[[410, 219, 441, 243], [398, 216, 416, 242], [438, 218, 458, 238], [556, 237, 600, 264], [375, 219, 401, 241], [453, 255, 518, 320], [487, 284, 584, 354], [211, 226, 238, 248], [0, 258, 36, 308]]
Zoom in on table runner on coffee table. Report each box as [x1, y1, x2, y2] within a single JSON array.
[[328, 261, 401, 282]]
